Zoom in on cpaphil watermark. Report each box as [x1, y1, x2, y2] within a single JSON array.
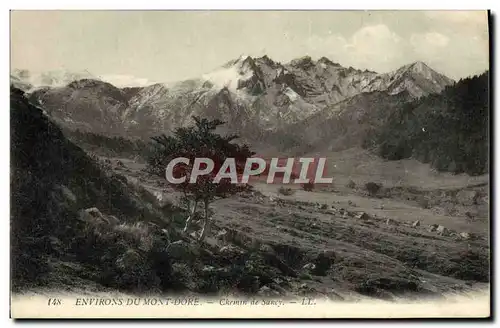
[[165, 157, 333, 184]]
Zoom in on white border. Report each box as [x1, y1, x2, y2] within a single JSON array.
[[2, 1, 497, 327]]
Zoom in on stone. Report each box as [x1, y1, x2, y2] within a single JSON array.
[[428, 224, 438, 232], [355, 212, 370, 220], [436, 225, 449, 236], [456, 190, 479, 206], [412, 220, 421, 227], [302, 263, 316, 271], [459, 232, 472, 240], [386, 218, 393, 225]]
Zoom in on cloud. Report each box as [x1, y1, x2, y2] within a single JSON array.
[[306, 24, 409, 72], [411, 32, 449, 48], [424, 11, 487, 26]]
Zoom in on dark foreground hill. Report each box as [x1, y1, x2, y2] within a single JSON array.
[[10, 86, 183, 293]]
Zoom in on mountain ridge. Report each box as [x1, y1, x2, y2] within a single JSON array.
[[15, 55, 455, 149]]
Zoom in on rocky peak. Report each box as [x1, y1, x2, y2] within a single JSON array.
[[290, 56, 315, 70]]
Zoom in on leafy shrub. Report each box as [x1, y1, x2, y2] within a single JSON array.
[[365, 182, 382, 197]]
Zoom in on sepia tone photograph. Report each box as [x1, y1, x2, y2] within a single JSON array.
[[9, 10, 490, 319]]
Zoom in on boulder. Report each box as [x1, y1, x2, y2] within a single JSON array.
[[385, 218, 393, 225], [354, 212, 370, 220], [436, 225, 450, 236], [459, 232, 472, 240], [78, 207, 108, 225], [412, 220, 421, 227], [428, 224, 438, 232]]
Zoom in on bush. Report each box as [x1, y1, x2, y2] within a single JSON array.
[[278, 186, 296, 196], [365, 182, 382, 197]]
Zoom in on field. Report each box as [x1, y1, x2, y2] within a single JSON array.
[[99, 149, 490, 301]]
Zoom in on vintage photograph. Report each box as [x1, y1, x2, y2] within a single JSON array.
[[10, 10, 490, 318]]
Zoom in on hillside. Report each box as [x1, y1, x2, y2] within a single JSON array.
[[11, 85, 180, 292], [367, 72, 489, 175]]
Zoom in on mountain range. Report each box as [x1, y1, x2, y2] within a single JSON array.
[[12, 55, 455, 151]]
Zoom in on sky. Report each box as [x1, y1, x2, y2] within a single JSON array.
[[10, 10, 489, 86]]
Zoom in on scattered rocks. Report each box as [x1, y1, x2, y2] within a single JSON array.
[[412, 220, 421, 227]]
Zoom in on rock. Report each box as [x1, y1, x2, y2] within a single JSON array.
[[115, 160, 125, 168], [354, 212, 370, 220], [202, 265, 216, 272], [302, 263, 316, 271], [116, 249, 143, 270], [436, 225, 449, 236], [78, 207, 108, 225], [320, 204, 328, 210], [412, 220, 421, 227], [348, 200, 355, 206], [312, 251, 335, 276], [257, 285, 280, 297], [385, 218, 393, 225], [428, 224, 438, 232], [106, 215, 120, 225], [459, 232, 472, 240]]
